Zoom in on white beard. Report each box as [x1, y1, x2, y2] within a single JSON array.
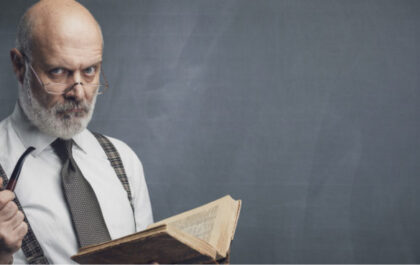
[[18, 66, 97, 139]]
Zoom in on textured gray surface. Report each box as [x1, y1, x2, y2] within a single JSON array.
[[1, 0, 420, 263]]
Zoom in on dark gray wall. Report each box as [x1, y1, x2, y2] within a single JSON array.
[[1, 0, 420, 263]]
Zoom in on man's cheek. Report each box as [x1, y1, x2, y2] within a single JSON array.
[[33, 91, 57, 110]]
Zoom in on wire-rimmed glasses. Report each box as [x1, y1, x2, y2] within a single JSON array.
[[23, 56, 109, 96]]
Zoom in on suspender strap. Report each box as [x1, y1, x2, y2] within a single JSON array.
[[0, 165, 50, 264], [92, 132, 135, 216]]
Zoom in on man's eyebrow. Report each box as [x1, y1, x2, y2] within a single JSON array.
[[43, 61, 103, 70], [43, 63, 63, 69], [43, 62, 71, 70], [85, 61, 103, 67]]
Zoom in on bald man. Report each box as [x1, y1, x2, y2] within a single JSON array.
[[0, 0, 153, 263]]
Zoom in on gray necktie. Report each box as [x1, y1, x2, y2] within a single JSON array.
[[52, 138, 111, 248]]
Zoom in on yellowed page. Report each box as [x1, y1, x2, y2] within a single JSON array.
[[148, 195, 241, 257], [165, 203, 219, 242]]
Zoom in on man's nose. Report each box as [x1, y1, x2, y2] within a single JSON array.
[[65, 72, 85, 99]]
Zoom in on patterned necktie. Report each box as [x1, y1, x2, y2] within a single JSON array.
[[51, 138, 111, 247]]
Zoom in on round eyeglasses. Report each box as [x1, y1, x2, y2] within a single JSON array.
[[24, 58, 109, 96]]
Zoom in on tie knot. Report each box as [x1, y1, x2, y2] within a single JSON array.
[[51, 138, 74, 162]]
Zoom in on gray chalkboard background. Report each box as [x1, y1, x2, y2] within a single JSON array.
[[1, 0, 420, 263]]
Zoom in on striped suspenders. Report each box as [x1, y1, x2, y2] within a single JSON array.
[[0, 133, 133, 264]]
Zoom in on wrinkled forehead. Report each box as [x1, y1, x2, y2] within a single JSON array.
[[30, 12, 103, 68]]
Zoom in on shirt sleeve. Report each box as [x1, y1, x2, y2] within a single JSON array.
[[107, 137, 154, 231]]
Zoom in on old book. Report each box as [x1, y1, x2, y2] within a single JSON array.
[[71, 195, 241, 264]]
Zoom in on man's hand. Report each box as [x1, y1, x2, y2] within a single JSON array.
[[0, 178, 28, 264]]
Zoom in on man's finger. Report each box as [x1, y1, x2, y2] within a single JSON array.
[[14, 221, 28, 240], [0, 201, 18, 222], [0, 191, 15, 210], [7, 210, 24, 231]]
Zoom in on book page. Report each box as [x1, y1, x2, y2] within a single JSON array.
[[148, 195, 241, 257], [165, 204, 219, 242]]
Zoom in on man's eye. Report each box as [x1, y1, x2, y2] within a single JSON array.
[[49, 68, 65, 75], [84, 66, 96, 76]]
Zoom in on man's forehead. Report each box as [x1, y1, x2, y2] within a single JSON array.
[[29, 10, 103, 68], [34, 44, 103, 69]]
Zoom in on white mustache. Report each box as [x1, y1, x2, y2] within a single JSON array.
[[55, 100, 90, 114]]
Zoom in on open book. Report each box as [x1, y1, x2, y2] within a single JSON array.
[[71, 195, 241, 264]]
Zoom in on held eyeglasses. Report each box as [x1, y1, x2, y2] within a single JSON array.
[[23, 56, 109, 95]]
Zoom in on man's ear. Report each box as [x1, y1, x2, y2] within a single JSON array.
[[10, 48, 26, 85]]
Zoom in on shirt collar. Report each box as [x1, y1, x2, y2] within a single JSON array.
[[10, 103, 88, 156], [72, 129, 90, 155]]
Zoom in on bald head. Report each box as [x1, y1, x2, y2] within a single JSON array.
[[16, 0, 103, 61]]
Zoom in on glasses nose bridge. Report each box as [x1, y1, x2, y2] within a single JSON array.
[[68, 70, 84, 85], [60, 71, 84, 95], [64, 81, 85, 97], [70, 81, 84, 90]]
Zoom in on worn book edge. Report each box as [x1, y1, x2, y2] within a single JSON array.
[[72, 224, 219, 262], [231, 199, 241, 241]]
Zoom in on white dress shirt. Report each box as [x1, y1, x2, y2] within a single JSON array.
[[0, 104, 153, 264]]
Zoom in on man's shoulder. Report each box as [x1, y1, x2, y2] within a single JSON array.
[[87, 131, 145, 190], [87, 131, 143, 167], [90, 132, 133, 154]]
